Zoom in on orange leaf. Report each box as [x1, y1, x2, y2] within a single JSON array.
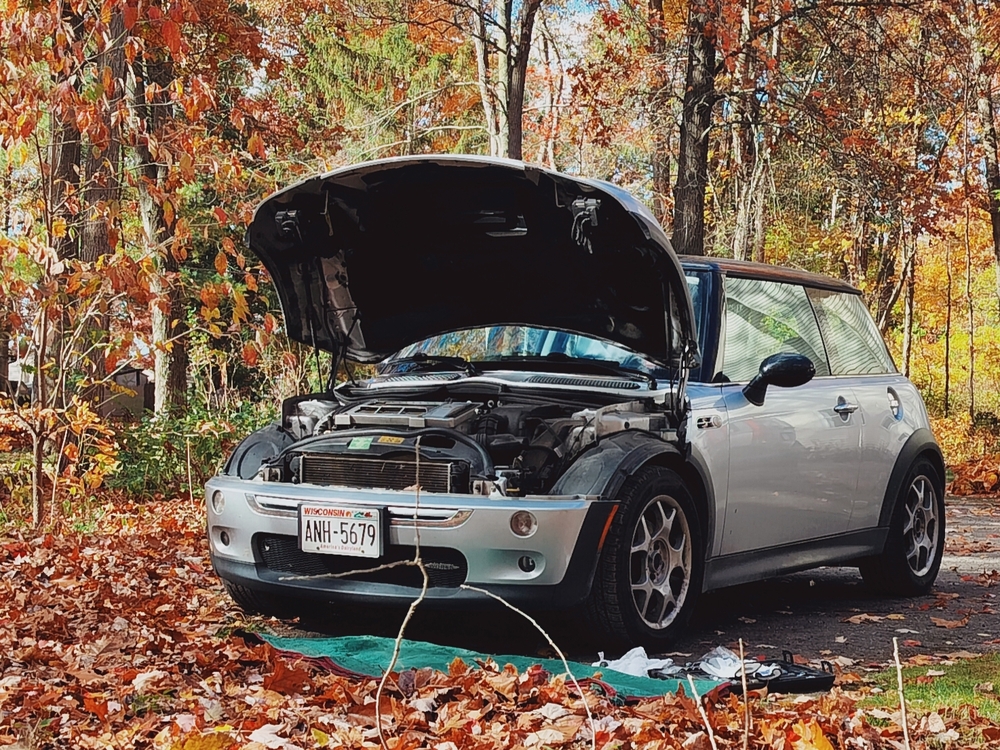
[[214, 251, 228, 276], [247, 132, 265, 159], [84, 694, 108, 721], [213, 206, 228, 224], [241, 342, 259, 368]]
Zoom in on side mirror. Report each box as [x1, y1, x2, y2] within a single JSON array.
[[742, 353, 815, 407]]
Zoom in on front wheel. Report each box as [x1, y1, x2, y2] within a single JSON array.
[[860, 458, 945, 596], [584, 466, 703, 648]]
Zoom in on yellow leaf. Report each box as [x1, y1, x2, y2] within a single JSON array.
[[311, 728, 330, 747], [52, 217, 67, 238], [170, 732, 234, 750], [791, 720, 834, 750]]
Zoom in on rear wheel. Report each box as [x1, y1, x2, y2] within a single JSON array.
[[585, 466, 703, 647], [860, 458, 944, 596]]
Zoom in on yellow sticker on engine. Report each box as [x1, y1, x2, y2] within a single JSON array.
[[378, 435, 405, 444]]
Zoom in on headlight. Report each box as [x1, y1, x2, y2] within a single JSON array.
[[211, 490, 225, 514]]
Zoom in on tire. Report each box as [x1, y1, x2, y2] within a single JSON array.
[[860, 458, 945, 596], [223, 580, 301, 619], [584, 466, 704, 648]]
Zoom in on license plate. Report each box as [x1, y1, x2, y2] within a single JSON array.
[[298, 504, 383, 558]]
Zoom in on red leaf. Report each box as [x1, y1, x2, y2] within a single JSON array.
[[242, 343, 259, 368], [213, 206, 228, 224], [263, 658, 313, 694], [123, 3, 138, 30], [162, 19, 181, 56]]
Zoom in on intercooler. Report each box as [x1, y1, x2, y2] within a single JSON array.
[[299, 454, 461, 494]]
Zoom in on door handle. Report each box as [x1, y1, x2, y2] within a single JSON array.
[[834, 400, 859, 415]]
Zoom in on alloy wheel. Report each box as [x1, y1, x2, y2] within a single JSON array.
[[903, 474, 939, 578], [629, 494, 692, 630]]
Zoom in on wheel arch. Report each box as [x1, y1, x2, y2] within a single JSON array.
[[551, 431, 714, 561], [877, 428, 945, 530]]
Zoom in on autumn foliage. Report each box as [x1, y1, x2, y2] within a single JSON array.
[[3, 497, 998, 749]]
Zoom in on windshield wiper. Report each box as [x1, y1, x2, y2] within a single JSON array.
[[485, 353, 657, 388], [387, 353, 479, 377]]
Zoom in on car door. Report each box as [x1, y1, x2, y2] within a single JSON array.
[[806, 287, 905, 531], [718, 276, 862, 555]]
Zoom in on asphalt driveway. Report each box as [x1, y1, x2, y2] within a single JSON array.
[[292, 497, 1000, 667]]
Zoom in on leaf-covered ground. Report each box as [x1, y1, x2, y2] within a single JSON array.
[[1, 498, 998, 749]]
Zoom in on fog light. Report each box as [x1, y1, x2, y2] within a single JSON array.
[[211, 490, 225, 514], [510, 510, 537, 537], [219, 530, 230, 546], [518, 555, 536, 572]]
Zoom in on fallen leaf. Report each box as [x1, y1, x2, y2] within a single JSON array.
[[843, 613, 884, 624], [922, 712, 946, 733], [930, 616, 970, 629]]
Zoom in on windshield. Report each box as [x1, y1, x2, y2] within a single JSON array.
[[385, 326, 664, 375], [383, 272, 708, 378]]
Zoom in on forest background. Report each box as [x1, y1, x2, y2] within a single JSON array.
[[3, 0, 1000, 525]]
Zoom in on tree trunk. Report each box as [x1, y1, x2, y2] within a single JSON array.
[[966, 202, 975, 421], [131, 56, 188, 413], [78, 10, 126, 403], [648, 0, 671, 224], [672, 3, 717, 257], [0, 327, 8, 395], [472, 4, 502, 157], [49, 10, 85, 262], [944, 241, 952, 416], [901, 251, 915, 377], [976, 75, 1000, 311], [506, 0, 540, 160]]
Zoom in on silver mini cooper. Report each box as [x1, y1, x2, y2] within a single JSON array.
[[206, 156, 944, 647]]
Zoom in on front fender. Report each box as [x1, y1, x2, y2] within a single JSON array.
[[550, 431, 683, 500]]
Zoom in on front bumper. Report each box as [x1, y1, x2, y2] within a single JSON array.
[[206, 476, 613, 609]]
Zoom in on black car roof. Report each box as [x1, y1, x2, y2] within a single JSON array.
[[679, 255, 860, 295]]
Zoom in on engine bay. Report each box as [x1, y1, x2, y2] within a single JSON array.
[[252, 392, 676, 497]]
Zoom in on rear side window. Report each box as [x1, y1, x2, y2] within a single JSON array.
[[722, 276, 831, 382], [807, 289, 896, 375]]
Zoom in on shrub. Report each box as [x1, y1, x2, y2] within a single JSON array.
[[109, 401, 276, 500]]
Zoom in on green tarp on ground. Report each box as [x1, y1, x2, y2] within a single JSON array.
[[261, 633, 721, 699]]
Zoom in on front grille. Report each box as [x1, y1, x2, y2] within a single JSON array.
[[300, 454, 455, 493], [525, 374, 642, 389], [256, 534, 468, 588]]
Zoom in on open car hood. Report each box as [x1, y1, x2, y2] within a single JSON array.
[[247, 156, 699, 369]]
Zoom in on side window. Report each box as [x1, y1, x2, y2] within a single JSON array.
[[807, 289, 896, 375], [722, 276, 831, 382]]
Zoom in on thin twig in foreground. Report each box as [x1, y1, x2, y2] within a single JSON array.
[[459, 583, 596, 750], [376, 438, 427, 750], [893, 637, 912, 750], [739, 638, 750, 750], [686, 674, 720, 750]]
